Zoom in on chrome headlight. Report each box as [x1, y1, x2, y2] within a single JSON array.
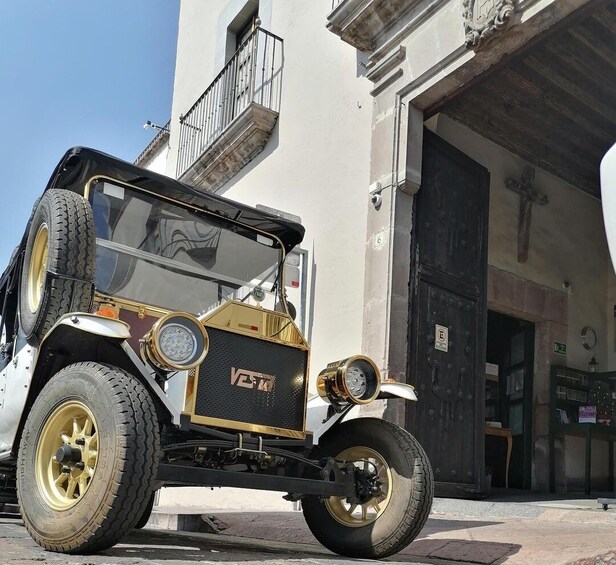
[[317, 355, 381, 405], [143, 313, 208, 371]]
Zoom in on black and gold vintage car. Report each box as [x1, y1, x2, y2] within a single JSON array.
[[0, 148, 433, 559]]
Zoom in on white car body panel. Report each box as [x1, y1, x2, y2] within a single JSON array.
[[48, 312, 131, 340], [601, 143, 616, 269], [307, 382, 418, 444], [0, 345, 35, 459]]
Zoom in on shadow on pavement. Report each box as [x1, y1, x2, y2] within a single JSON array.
[[408, 537, 521, 564], [103, 528, 356, 562]]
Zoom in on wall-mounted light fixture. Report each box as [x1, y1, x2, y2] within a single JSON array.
[[143, 120, 170, 133], [589, 356, 599, 373]]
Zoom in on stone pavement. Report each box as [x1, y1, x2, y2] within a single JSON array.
[[148, 495, 616, 565], [1, 514, 436, 565]]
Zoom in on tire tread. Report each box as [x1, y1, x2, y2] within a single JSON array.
[[18, 363, 160, 554], [303, 417, 433, 559], [19, 189, 95, 343]]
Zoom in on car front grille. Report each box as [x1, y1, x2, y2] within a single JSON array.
[[192, 326, 308, 437]]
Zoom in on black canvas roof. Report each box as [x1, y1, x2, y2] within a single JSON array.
[[0, 147, 305, 297], [46, 147, 305, 252]]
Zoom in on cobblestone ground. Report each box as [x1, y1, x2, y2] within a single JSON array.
[[570, 554, 616, 565], [0, 516, 431, 565]]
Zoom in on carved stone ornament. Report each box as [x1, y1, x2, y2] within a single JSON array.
[[463, 0, 516, 49]]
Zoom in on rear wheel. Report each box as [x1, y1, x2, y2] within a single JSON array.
[[302, 418, 433, 559], [17, 363, 160, 553]]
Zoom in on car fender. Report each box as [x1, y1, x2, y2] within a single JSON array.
[[377, 382, 418, 401], [308, 382, 418, 444], [39, 313, 179, 423], [9, 313, 178, 456], [47, 312, 131, 340]]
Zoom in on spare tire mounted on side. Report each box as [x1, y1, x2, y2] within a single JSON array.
[[19, 189, 96, 343]]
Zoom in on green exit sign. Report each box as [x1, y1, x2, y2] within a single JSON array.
[[554, 341, 567, 356]]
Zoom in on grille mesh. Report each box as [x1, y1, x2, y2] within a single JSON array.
[[194, 327, 308, 433]]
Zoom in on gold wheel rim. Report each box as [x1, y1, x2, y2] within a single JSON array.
[[28, 223, 49, 313], [35, 401, 98, 511], [324, 446, 392, 527]]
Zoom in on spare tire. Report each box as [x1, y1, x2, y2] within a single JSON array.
[[19, 189, 95, 344]]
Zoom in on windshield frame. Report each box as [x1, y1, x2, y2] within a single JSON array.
[[85, 175, 291, 315]]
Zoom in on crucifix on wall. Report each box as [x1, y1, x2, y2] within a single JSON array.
[[505, 166, 549, 263]]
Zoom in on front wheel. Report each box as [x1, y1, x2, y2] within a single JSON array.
[[17, 363, 160, 553], [302, 418, 433, 559]]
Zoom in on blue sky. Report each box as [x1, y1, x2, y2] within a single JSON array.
[[0, 1, 179, 266]]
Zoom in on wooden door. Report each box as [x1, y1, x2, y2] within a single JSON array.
[[407, 130, 490, 497], [502, 324, 535, 489]]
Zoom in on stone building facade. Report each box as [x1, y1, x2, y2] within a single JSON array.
[[147, 0, 616, 495]]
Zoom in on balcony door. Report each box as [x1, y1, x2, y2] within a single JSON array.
[[223, 13, 258, 130]]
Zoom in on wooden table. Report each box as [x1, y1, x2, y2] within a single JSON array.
[[485, 425, 513, 488]]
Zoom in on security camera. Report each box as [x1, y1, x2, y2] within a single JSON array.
[[562, 280, 571, 292], [371, 193, 382, 209]]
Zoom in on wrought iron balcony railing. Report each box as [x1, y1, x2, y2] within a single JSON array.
[[176, 27, 283, 180]]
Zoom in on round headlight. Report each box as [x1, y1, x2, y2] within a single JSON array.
[[317, 355, 381, 405], [143, 313, 208, 371], [345, 363, 368, 398], [159, 323, 197, 364]]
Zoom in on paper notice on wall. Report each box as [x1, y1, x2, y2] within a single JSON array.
[[435, 324, 448, 352]]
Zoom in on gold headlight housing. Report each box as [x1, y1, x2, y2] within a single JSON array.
[[142, 312, 209, 371], [317, 355, 381, 405]]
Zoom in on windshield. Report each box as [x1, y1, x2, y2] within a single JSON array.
[[89, 180, 284, 314]]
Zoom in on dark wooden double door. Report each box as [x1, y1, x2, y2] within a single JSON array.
[[407, 130, 490, 497]]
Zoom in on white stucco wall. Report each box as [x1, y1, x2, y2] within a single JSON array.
[[168, 0, 373, 383], [143, 145, 169, 175]]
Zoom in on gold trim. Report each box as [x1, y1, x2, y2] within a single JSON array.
[[142, 312, 209, 371], [184, 367, 197, 413], [324, 445, 392, 527], [93, 292, 171, 319], [28, 223, 49, 313], [200, 301, 309, 350], [187, 412, 306, 440], [189, 301, 310, 437], [35, 401, 99, 511], [317, 355, 381, 405]]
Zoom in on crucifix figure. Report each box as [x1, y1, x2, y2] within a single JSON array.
[[505, 166, 548, 263]]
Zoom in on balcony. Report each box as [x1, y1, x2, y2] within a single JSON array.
[[176, 27, 283, 190]]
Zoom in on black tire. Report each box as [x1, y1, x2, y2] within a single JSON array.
[[134, 491, 156, 529], [19, 189, 95, 344], [17, 363, 160, 554], [302, 418, 433, 559]]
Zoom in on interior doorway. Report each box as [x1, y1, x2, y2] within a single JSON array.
[[486, 311, 535, 489]]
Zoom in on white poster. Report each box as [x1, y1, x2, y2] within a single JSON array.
[[435, 324, 449, 352]]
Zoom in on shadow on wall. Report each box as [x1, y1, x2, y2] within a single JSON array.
[[214, 120, 280, 199], [214, 40, 285, 198], [356, 50, 368, 78]]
